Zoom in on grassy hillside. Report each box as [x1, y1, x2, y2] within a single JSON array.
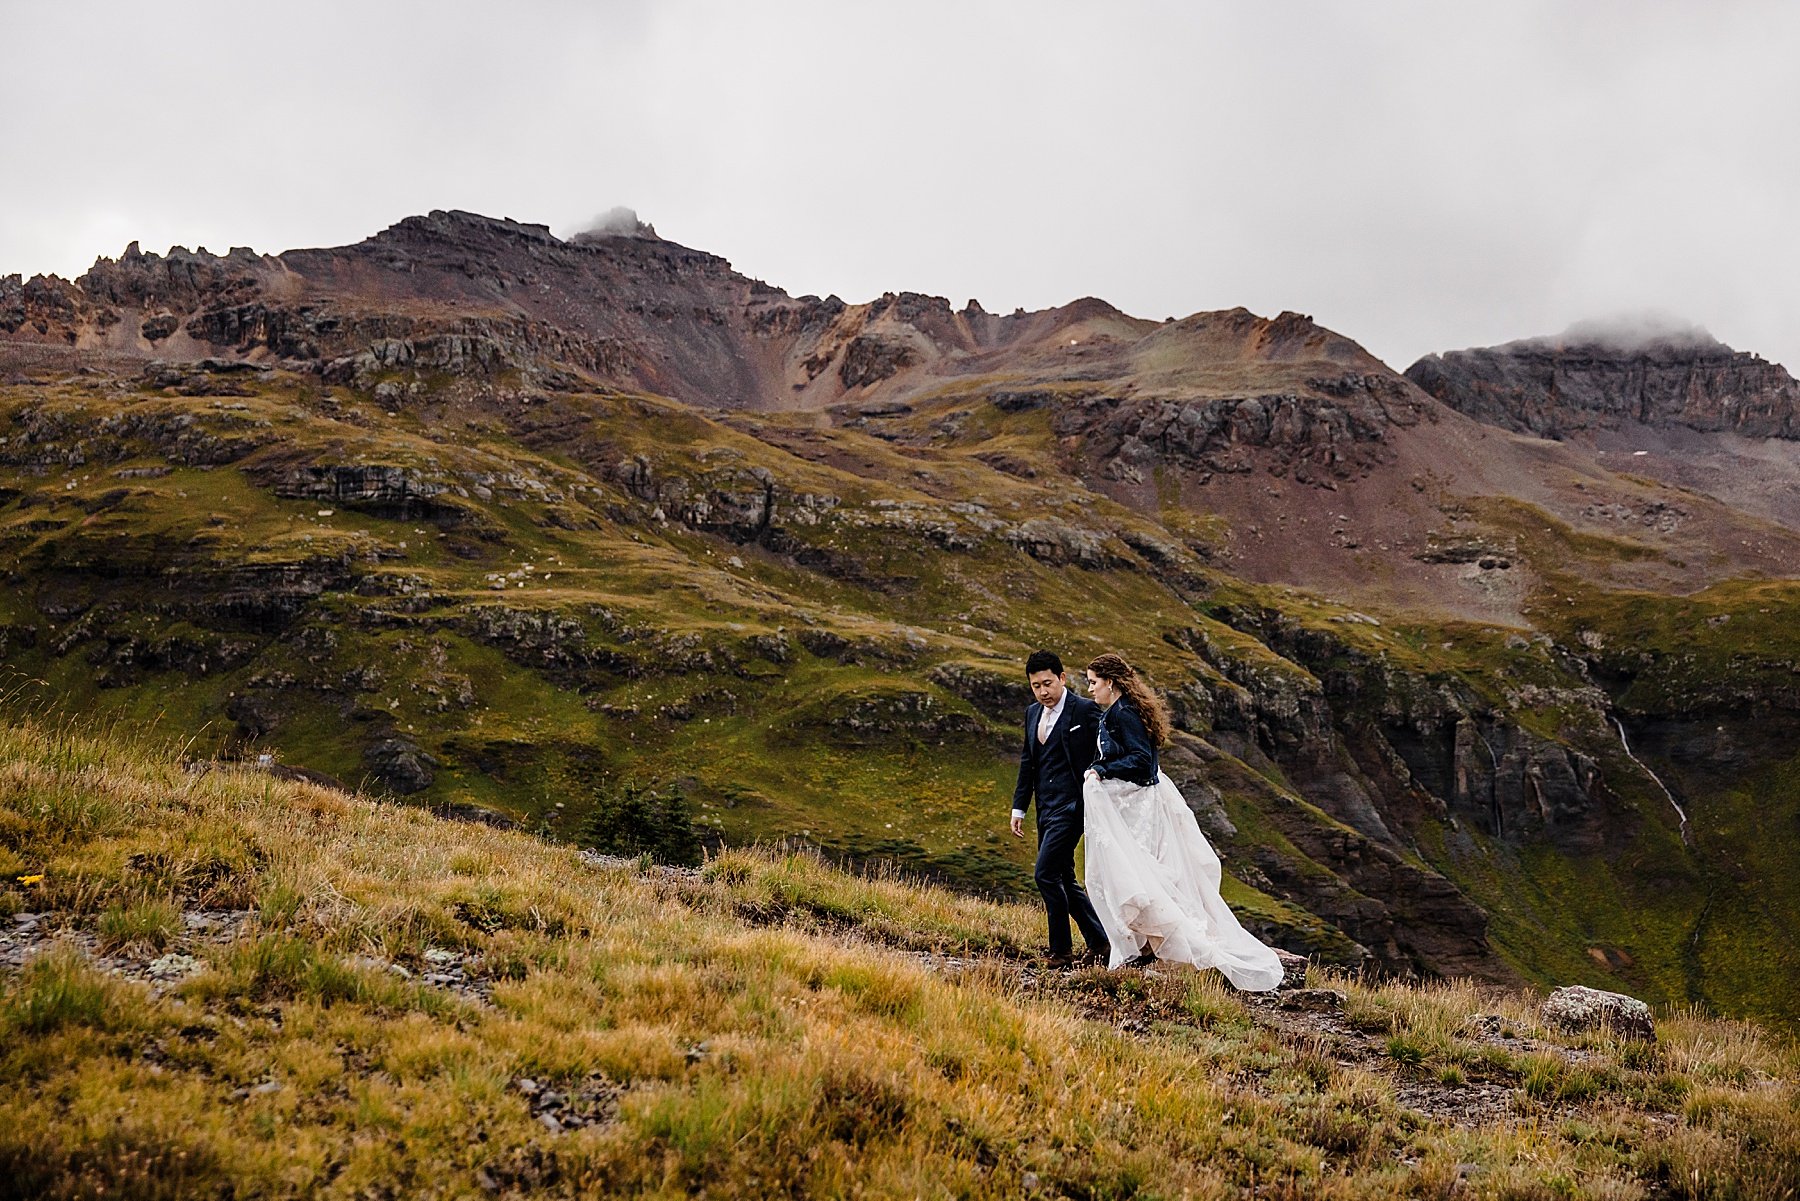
[[4, 716, 1799, 1199], [5, 365, 1800, 1025]]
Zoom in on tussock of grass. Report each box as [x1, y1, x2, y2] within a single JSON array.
[[6, 944, 135, 1035], [3, 715, 1799, 1198], [96, 896, 181, 953]]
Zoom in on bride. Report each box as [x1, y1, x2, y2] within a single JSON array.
[[1080, 652, 1286, 991]]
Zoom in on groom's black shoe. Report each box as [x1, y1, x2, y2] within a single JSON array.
[[1042, 951, 1079, 970], [1123, 948, 1157, 969]]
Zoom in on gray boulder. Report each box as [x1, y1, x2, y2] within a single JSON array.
[[365, 737, 437, 794], [1541, 984, 1655, 1041]]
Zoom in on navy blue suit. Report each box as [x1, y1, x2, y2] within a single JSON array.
[[1013, 691, 1109, 957]]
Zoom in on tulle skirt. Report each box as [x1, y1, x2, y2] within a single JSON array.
[[1083, 771, 1285, 991]]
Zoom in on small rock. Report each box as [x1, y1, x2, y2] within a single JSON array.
[[476, 1167, 499, 1192], [1272, 948, 1310, 989], [423, 948, 461, 966], [515, 1078, 541, 1096], [538, 1090, 564, 1109], [538, 1112, 562, 1133], [1463, 1013, 1506, 1040], [1542, 985, 1655, 1041], [1022, 1171, 1040, 1191], [147, 952, 204, 979], [387, 963, 413, 980], [251, 1080, 282, 1095], [1278, 988, 1347, 1013]]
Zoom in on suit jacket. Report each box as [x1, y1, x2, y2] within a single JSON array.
[[1012, 692, 1102, 823], [1093, 697, 1160, 787]]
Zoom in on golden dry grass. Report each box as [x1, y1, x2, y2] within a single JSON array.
[[2, 715, 1798, 1199]]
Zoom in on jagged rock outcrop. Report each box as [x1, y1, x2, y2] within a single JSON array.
[[80, 242, 270, 313], [268, 465, 454, 519], [173, 559, 365, 630], [926, 661, 1021, 724], [774, 683, 989, 748], [1060, 370, 1424, 488], [1204, 604, 1617, 855], [0, 273, 101, 343], [1406, 326, 1800, 439], [838, 335, 917, 389]]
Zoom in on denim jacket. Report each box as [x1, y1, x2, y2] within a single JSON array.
[[1093, 697, 1159, 787]]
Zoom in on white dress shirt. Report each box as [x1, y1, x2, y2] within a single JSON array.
[[1013, 691, 1068, 819]]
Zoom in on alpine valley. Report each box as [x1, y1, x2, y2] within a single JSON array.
[[5, 211, 1798, 1025]]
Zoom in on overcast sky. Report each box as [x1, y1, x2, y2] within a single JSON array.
[[3, 1, 1796, 372]]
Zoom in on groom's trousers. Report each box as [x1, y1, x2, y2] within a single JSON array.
[[1035, 811, 1110, 957]]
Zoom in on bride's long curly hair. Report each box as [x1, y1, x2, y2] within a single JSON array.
[[1086, 653, 1172, 747]]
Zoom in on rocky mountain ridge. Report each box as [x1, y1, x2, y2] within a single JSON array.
[[1405, 328, 1800, 441]]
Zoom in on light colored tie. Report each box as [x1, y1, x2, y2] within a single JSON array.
[[1038, 705, 1056, 744]]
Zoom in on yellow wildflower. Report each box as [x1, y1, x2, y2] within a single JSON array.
[[17, 874, 44, 887]]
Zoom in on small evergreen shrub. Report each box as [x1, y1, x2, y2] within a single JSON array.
[[576, 781, 702, 866]]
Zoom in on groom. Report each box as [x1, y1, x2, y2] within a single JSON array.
[[1010, 650, 1110, 968]]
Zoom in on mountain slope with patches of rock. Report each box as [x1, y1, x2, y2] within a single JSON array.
[[4, 211, 1800, 1026]]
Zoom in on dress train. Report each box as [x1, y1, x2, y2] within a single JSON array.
[[1083, 771, 1285, 991]]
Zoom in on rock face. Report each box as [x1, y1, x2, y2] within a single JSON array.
[[1200, 606, 1616, 855], [1406, 327, 1800, 440], [1541, 984, 1656, 1041], [1064, 369, 1422, 488]]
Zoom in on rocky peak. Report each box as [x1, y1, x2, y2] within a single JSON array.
[[1142, 308, 1381, 370], [1406, 324, 1800, 440], [374, 209, 564, 250], [78, 241, 271, 312]]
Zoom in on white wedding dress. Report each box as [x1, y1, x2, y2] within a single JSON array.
[[1083, 771, 1285, 991]]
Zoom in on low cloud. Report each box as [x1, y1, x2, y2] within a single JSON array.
[[571, 206, 655, 242], [1556, 312, 1719, 352]]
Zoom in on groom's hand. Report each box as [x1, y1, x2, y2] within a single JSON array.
[[1009, 814, 1024, 838]]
